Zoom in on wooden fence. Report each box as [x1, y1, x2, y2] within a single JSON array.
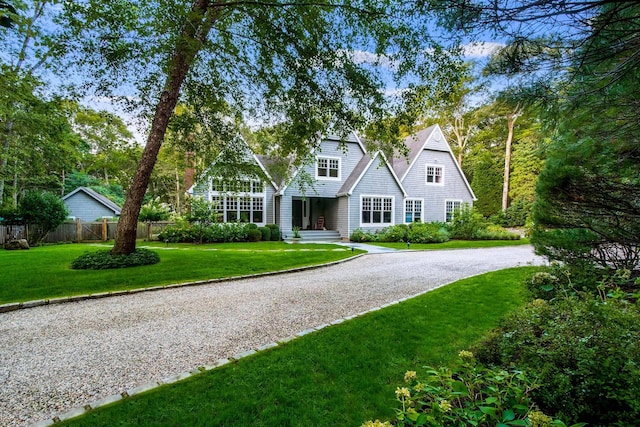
[[0, 220, 175, 244]]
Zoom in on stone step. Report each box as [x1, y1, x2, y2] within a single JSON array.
[[290, 230, 341, 242]]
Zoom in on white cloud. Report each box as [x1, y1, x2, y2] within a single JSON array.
[[462, 42, 504, 58], [343, 50, 398, 69]]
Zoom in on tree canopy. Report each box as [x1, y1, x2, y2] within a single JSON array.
[[47, 0, 468, 254]]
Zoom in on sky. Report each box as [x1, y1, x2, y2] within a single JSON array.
[[1, 1, 505, 146]]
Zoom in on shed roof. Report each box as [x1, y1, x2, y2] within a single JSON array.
[[62, 187, 122, 215]]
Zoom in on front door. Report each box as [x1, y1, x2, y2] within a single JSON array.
[[292, 198, 311, 229]]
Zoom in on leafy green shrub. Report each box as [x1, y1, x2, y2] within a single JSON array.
[[474, 298, 640, 425], [350, 228, 376, 242], [525, 271, 561, 300], [247, 228, 262, 242], [407, 222, 449, 243], [259, 226, 271, 242], [246, 223, 258, 230], [471, 224, 521, 240], [13, 191, 68, 245], [139, 198, 171, 223], [266, 223, 280, 241], [378, 223, 409, 242], [504, 199, 532, 227], [447, 204, 486, 239], [158, 222, 253, 243], [363, 352, 580, 427], [71, 248, 160, 269]]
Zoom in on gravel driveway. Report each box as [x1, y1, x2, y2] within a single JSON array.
[[0, 246, 544, 427]]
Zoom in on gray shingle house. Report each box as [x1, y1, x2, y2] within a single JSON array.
[[62, 187, 122, 222], [190, 124, 475, 240]]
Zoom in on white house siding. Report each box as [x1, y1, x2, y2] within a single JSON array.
[[284, 139, 365, 198], [349, 156, 405, 236], [424, 127, 450, 152], [64, 192, 118, 222], [337, 195, 350, 239], [402, 149, 474, 222], [279, 195, 294, 237]]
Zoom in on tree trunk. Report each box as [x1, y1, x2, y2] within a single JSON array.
[[111, 0, 217, 255], [0, 119, 13, 205], [502, 108, 520, 211]]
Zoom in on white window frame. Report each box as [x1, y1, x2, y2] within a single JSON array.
[[445, 199, 463, 222], [316, 156, 342, 181], [208, 178, 267, 226], [425, 164, 444, 185], [404, 198, 424, 223], [360, 195, 395, 227]]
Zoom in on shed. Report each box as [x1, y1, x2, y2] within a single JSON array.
[[62, 187, 122, 222]]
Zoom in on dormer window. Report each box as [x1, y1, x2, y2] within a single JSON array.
[[317, 156, 341, 180], [426, 164, 444, 185]]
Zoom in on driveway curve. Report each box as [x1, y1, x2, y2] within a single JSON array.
[[0, 246, 544, 427]]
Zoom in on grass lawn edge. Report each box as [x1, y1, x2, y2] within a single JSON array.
[[0, 252, 366, 314], [53, 265, 540, 427]]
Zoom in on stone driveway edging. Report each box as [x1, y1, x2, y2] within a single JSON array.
[[27, 280, 450, 427], [0, 253, 366, 314]]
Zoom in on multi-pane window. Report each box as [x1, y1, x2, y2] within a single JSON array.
[[405, 199, 422, 223], [208, 178, 266, 224], [252, 198, 264, 223], [317, 157, 340, 179], [361, 196, 393, 225], [426, 164, 443, 184], [445, 200, 462, 222]]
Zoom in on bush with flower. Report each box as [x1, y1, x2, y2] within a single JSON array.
[[362, 351, 584, 427]]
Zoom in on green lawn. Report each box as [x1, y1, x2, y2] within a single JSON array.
[[371, 238, 530, 250], [62, 266, 540, 427], [0, 242, 363, 304]]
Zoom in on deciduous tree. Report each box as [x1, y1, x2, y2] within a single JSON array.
[[56, 0, 463, 255]]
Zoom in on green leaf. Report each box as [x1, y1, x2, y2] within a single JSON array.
[[479, 406, 498, 417], [502, 409, 515, 421], [452, 381, 469, 396], [485, 396, 498, 404], [507, 420, 529, 426]]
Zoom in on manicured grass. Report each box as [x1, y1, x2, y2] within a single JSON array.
[[0, 242, 363, 304], [372, 238, 530, 250], [62, 266, 540, 427]]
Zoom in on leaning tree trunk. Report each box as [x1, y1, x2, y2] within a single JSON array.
[[501, 108, 520, 211], [111, 0, 217, 255]]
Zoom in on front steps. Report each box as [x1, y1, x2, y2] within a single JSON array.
[[286, 230, 342, 242]]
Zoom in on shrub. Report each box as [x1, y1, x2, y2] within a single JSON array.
[[378, 224, 409, 242], [266, 223, 280, 241], [71, 248, 160, 269], [525, 271, 561, 300], [407, 222, 449, 243], [158, 222, 254, 243], [471, 224, 521, 240], [363, 352, 580, 427], [247, 228, 262, 242], [503, 199, 532, 227], [259, 226, 271, 242], [447, 204, 486, 239], [14, 191, 68, 245], [350, 228, 376, 242], [473, 298, 640, 425], [139, 198, 171, 223]]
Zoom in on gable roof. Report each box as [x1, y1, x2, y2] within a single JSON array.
[[391, 124, 476, 200], [276, 131, 366, 196], [337, 151, 407, 197], [391, 124, 439, 181], [62, 187, 122, 215], [186, 135, 279, 193]]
